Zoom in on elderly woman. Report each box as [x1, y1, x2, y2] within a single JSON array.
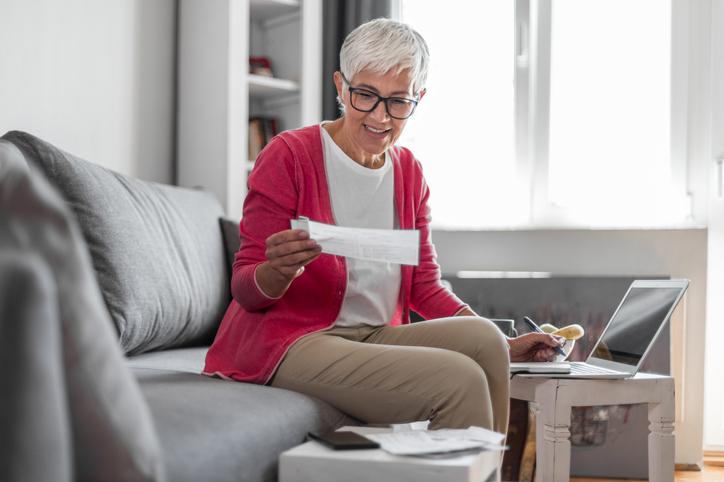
[[204, 18, 562, 434]]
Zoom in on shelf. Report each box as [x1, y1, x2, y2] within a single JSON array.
[[248, 74, 299, 97], [250, 0, 299, 22]]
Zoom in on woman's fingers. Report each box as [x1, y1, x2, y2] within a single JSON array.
[[534, 335, 566, 361], [509, 333, 567, 363], [265, 229, 322, 276]]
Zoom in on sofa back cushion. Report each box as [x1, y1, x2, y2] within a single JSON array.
[[3, 131, 230, 355]]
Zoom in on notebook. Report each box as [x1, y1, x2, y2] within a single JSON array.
[[510, 279, 689, 378]]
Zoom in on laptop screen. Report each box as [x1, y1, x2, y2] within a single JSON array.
[[591, 287, 682, 366]]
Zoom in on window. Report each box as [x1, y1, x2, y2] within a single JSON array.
[[400, 0, 689, 229]]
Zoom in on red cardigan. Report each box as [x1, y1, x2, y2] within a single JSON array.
[[203, 126, 468, 384]]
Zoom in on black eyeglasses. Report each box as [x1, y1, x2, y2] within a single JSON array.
[[341, 73, 420, 120]]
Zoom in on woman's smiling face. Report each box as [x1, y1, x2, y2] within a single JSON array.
[[333, 69, 420, 167]]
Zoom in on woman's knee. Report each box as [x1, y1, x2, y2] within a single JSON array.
[[425, 350, 490, 398], [452, 316, 510, 361], [425, 352, 494, 429]]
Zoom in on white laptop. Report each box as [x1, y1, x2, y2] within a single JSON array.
[[510, 279, 689, 379]]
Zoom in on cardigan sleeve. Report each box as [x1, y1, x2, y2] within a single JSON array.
[[230, 137, 300, 311]]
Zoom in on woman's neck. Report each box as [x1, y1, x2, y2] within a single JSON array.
[[323, 119, 385, 169]]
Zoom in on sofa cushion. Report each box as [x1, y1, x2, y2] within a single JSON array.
[[219, 216, 241, 282], [127, 347, 362, 481], [127, 346, 209, 374], [133, 368, 356, 482], [2, 131, 230, 355], [0, 141, 165, 481]]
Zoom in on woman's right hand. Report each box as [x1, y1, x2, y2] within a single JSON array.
[[255, 229, 323, 298]]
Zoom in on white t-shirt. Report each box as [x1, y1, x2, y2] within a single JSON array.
[[320, 125, 402, 327]]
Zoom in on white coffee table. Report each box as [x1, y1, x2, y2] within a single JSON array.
[[279, 426, 501, 482]]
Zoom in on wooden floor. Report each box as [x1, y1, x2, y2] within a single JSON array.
[[569, 453, 724, 482]]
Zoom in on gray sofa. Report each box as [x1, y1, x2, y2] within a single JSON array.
[[0, 131, 358, 482]]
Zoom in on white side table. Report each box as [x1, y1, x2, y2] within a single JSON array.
[[279, 426, 501, 482], [510, 373, 675, 482]]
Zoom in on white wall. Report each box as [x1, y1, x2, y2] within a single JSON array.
[[432, 227, 707, 465], [0, 0, 176, 183]]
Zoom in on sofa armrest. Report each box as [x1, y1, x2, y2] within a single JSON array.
[[0, 252, 72, 482]]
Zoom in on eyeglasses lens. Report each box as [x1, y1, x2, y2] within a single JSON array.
[[351, 91, 415, 119]]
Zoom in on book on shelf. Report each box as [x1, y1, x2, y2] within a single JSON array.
[[248, 116, 279, 161]]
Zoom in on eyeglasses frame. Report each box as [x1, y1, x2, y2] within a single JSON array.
[[340, 73, 421, 120]]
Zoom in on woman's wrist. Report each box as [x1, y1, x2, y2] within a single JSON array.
[[255, 261, 293, 299]]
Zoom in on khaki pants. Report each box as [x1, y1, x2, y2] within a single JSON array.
[[270, 316, 510, 434]]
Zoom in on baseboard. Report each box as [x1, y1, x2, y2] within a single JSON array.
[[704, 451, 724, 467], [675, 452, 724, 471]]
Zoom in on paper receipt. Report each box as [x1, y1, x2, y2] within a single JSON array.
[[290, 217, 420, 266]]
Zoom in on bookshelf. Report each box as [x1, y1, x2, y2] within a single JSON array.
[[176, 0, 322, 219]]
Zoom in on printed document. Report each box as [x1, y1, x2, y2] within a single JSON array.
[[364, 426, 507, 457], [291, 217, 420, 266]]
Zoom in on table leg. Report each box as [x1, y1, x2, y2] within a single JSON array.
[[648, 396, 675, 482], [535, 385, 572, 482]]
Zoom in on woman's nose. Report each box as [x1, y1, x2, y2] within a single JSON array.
[[369, 100, 390, 122]]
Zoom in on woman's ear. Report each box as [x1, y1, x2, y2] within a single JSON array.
[[333, 71, 345, 100], [419, 89, 427, 100]]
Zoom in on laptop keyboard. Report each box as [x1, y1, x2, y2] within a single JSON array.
[[569, 362, 624, 375]]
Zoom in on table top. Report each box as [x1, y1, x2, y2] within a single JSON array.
[[284, 426, 493, 465], [280, 426, 501, 482], [510, 372, 675, 407]]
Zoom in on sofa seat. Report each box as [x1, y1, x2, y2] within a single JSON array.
[[127, 348, 358, 482]]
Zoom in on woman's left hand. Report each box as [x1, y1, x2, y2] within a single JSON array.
[[508, 333, 566, 363]]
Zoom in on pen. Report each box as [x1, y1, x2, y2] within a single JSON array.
[[523, 316, 566, 357]]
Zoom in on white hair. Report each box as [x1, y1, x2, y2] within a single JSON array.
[[339, 18, 430, 96]]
